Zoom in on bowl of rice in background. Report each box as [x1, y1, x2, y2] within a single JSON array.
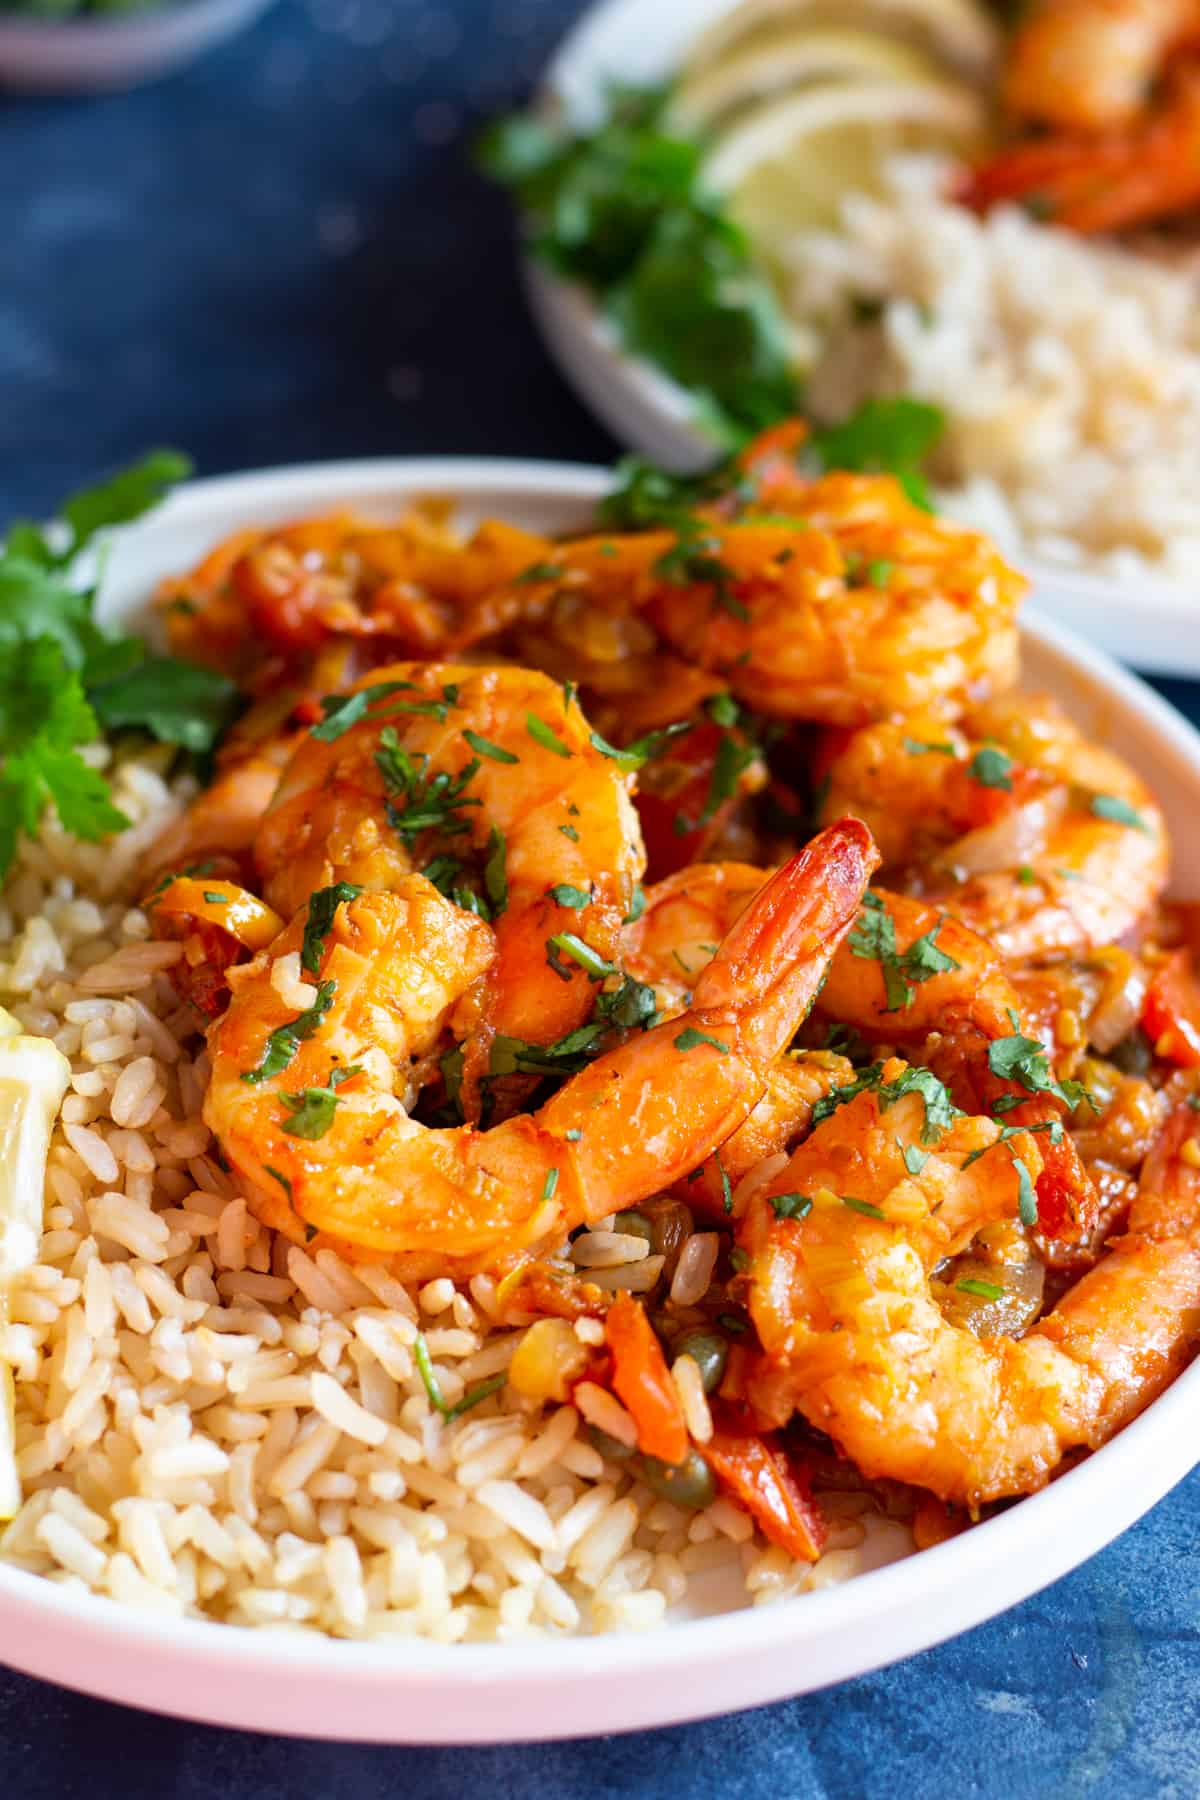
[[522, 0, 1200, 675], [3, 458, 1200, 1741]]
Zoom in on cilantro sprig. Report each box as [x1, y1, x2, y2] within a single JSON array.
[[812, 1062, 963, 1145], [848, 893, 960, 1012], [0, 453, 238, 876]]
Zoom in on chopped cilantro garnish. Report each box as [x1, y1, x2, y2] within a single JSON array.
[[956, 1277, 1004, 1301], [462, 728, 518, 765], [673, 1027, 729, 1054], [202, 891, 227, 905], [675, 729, 757, 835], [903, 737, 955, 757], [311, 681, 411, 743], [547, 932, 617, 981], [1016, 865, 1036, 886], [414, 1331, 507, 1423], [812, 1062, 963, 1144], [484, 826, 508, 916], [705, 692, 739, 728], [596, 973, 658, 1032], [526, 714, 571, 758], [300, 881, 363, 975], [1089, 793, 1149, 832], [549, 882, 590, 910], [264, 1166, 293, 1202], [715, 1147, 732, 1215], [1013, 1156, 1039, 1227], [588, 719, 691, 774], [623, 884, 646, 924], [279, 1063, 362, 1140], [375, 730, 482, 839], [805, 398, 943, 510], [514, 560, 565, 585], [769, 1192, 813, 1222], [841, 1195, 886, 1219], [542, 1167, 559, 1202], [968, 746, 1014, 791], [901, 1143, 929, 1176], [848, 892, 960, 1011], [559, 823, 580, 842], [987, 1032, 1095, 1113], [241, 980, 336, 1085]]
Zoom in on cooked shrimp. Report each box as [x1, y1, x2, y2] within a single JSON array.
[[254, 662, 645, 1057], [203, 821, 879, 1274], [492, 471, 1023, 728], [622, 859, 857, 1217], [817, 695, 1168, 961], [1001, 0, 1200, 131], [742, 1072, 1200, 1506]]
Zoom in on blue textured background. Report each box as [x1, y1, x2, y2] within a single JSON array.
[[3, 3, 1200, 1792]]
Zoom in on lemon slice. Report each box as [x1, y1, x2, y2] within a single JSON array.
[[686, 0, 999, 81], [702, 78, 986, 250], [674, 25, 945, 131]]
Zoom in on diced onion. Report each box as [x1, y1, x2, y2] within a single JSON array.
[[938, 788, 1067, 879], [1088, 951, 1149, 1054]]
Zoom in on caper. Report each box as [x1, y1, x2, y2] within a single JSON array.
[[612, 1210, 654, 1246], [639, 1449, 716, 1511], [674, 1329, 728, 1395], [587, 1424, 636, 1461]]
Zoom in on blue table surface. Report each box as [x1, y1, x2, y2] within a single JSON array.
[[3, 4, 1200, 1792]]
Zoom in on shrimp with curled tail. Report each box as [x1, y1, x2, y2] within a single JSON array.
[[204, 820, 879, 1275], [254, 661, 645, 1061], [742, 1070, 1200, 1507], [817, 694, 1168, 962]]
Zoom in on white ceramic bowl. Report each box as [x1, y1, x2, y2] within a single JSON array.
[[0, 0, 275, 93], [5, 455, 1200, 1742], [525, 0, 1200, 676]]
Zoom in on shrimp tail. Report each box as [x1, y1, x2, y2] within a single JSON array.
[[691, 818, 880, 1065]]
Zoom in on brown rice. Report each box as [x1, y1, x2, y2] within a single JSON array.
[[0, 746, 913, 1640]]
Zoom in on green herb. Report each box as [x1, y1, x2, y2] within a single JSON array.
[[1013, 1155, 1039, 1227], [1089, 793, 1149, 832], [564, 1128, 582, 1142], [588, 720, 691, 774], [812, 1062, 963, 1144], [547, 932, 617, 981], [655, 525, 748, 620], [769, 1192, 813, 1222], [595, 973, 658, 1032], [1017, 865, 1036, 886], [841, 1195, 886, 1219], [623, 884, 646, 925], [559, 824, 580, 842], [478, 88, 797, 443], [902, 1143, 930, 1176], [310, 681, 412, 743], [462, 728, 518, 765], [1188, 1095, 1200, 1113], [485, 824, 510, 921], [716, 1312, 748, 1334], [673, 1027, 729, 1054], [968, 746, 1014, 791], [375, 730, 482, 840], [865, 559, 893, 587], [542, 1167, 559, 1202], [729, 1247, 750, 1272], [715, 1147, 732, 1215], [848, 892, 960, 1011], [526, 714, 571, 758], [514, 560, 565, 584], [987, 1032, 1095, 1113], [279, 1064, 362, 1141], [675, 729, 757, 835], [0, 451, 231, 875], [414, 1331, 507, 1423], [202, 891, 227, 905], [546, 883, 589, 910], [960, 1118, 1064, 1170], [956, 1277, 1004, 1301], [300, 882, 363, 975], [706, 692, 739, 728], [903, 737, 955, 757], [240, 981, 336, 1085], [806, 398, 943, 509], [264, 1166, 294, 1202]]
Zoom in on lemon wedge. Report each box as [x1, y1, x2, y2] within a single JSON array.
[[701, 78, 986, 253], [0, 1007, 70, 1520], [674, 25, 945, 132], [686, 0, 999, 83]]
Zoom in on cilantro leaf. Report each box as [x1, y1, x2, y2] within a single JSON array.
[[241, 981, 337, 1085], [301, 882, 363, 975], [812, 1061, 963, 1144], [88, 655, 238, 751], [848, 893, 960, 1012], [280, 1064, 362, 1140], [968, 746, 1014, 791], [987, 1032, 1095, 1114], [806, 399, 943, 509]]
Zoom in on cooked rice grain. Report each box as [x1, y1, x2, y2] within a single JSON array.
[[0, 755, 914, 1638]]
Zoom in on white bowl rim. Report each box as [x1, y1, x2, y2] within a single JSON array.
[[5, 452, 1200, 1740]]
